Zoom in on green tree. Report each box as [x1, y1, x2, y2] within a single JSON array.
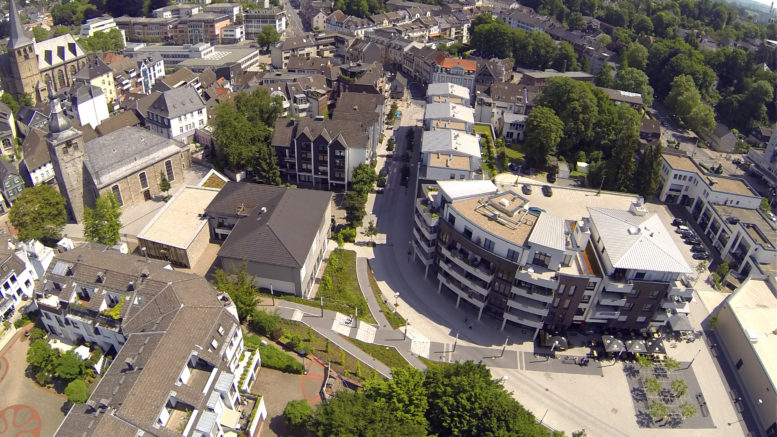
[[27, 340, 57, 385], [365, 367, 428, 430], [56, 351, 85, 381], [679, 402, 697, 419], [9, 185, 67, 243], [606, 105, 641, 192], [339, 349, 346, 365], [644, 377, 661, 393], [78, 28, 125, 52], [311, 390, 427, 437], [664, 357, 681, 371], [717, 262, 730, 278], [284, 400, 313, 435], [633, 15, 654, 35], [567, 11, 587, 30], [159, 171, 171, 194], [65, 379, 90, 404], [761, 198, 771, 214], [524, 106, 564, 165], [1, 93, 19, 113], [52, 25, 70, 37], [254, 142, 281, 185], [256, 25, 281, 51], [351, 163, 378, 194], [213, 265, 260, 321], [665, 75, 715, 133], [32, 26, 49, 42], [249, 309, 281, 336], [672, 379, 688, 397], [553, 41, 580, 72], [365, 220, 378, 246], [84, 193, 122, 246], [344, 191, 368, 227], [614, 67, 653, 106], [649, 401, 669, 421], [535, 77, 600, 156], [621, 42, 648, 71], [595, 62, 615, 88]]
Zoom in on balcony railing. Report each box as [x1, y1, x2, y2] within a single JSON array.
[[414, 213, 438, 240], [590, 310, 620, 320], [437, 272, 486, 307], [439, 259, 490, 296], [506, 295, 549, 317], [604, 280, 633, 294], [502, 308, 544, 329], [515, 265, 558, 289], [510, 283, 553, 304], [439, 245, 494, 282], [598, 293, 628, 307]]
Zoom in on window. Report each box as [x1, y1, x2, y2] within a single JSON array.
[[562, 299, 571, 309], [552, 297, 560, 307], [532, 252, 551, 268], [642, 304, 652, 312], [634, 272, 646, 280], [735, 358, 743, 370], [483, 238, 494, 251], [165, 160, 175, 181], [463, 227, 472, 239], [580, 295, 590, 304], [636, 316, 647, 323], [648, 290, 660, 299], [139, 172, 148, 190], [507, 249, 519, 262], [568, 285, 576, 296], [112, 184, 123, 206]]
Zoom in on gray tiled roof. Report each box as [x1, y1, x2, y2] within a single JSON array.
[[272, 117, 369, 150], [206, 182, 332, 268], [74, 58, 113, 81], [83, 126, 186, 188], [21, 128, 49, 171], [148, 86, 205, 119]]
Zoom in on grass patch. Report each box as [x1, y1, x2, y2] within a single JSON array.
[[418, 356, 439, 368], [504, 145, 523, 161], [258, 344, 304, 374], [473, 124, 493, 142], [260, 249, 376, 324], [346, 337, 411, 370], [367, 265, 405, 329]]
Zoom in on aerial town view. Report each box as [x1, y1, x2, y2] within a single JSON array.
[[0, 0, 775, 435]]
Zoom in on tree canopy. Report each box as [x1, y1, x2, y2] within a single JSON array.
[[84, 193, 122, 246], [65, 379, 90, 404], [213, 264, 260, 321], [256, 25, 281, 51], [310, 362, 553, 437], [78, 28, 125, 52], [9, 185, 67, 243], [524, 106, 564, 165]]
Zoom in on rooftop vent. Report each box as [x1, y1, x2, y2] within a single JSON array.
[[260, 207, 267, 214], [499, 198, 510, 208], [124, 357, 136, 370], [627, 226, 641, 235]]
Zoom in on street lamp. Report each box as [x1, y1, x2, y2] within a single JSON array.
[[394, 292, 400, 313], [404, 321, 410, 340], [270, 284, 275, 305]]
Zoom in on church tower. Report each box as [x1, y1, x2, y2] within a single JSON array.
[[45, 88, 87, 223], [6, 0, 40, 100]]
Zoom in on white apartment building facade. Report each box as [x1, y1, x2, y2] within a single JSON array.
[[79, 16, 126, 46]]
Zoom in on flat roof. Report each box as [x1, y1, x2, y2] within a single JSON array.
[[179, 47, 258, 67], [727, 278, 777, 389], [713, 204, 777, 250], [437, 179, 497, 202], [137, 186, 220, 249], [663, 154, 755, 196], [451, 196, 538, 247], [428, 153, 471, 170]]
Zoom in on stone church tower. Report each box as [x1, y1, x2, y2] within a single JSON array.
[[45, 89, 88, 223], [5, 0, 41, 99]]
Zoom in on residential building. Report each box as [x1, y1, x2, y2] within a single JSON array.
[[431, 55, 477, 92], [424, 102, 474, 133], [412, 180, 693, 337], [38, 245, 266, 437], [205, 182, 332, 297], [712, 277, 777, 437], [420, 129, 482, 181], [600, 87, 643, 110], [64, 83, 110, 129], [403, 45, 440, 84], [270, 34, 319, 69], [73, 57, 117, 102], [20, 128, 55, 186], [0, 242, 36, 319], [203, 2, 243, 22], [221, 24, 245, 44], [146, 86, 207, 142], [14, 105, 49, 138], [0, 0, 88, 102], [658, 153, 776, 278], [474, 58, 513, 90], [640, 118, 661, 143], [114, 16, 179, 42], [520, 70, 593, 87], [79, 16, 126, 46], [426, 82, 470, 106], [747, 129, 777, 186], [0, 101, 17, 159], [244, 9, 287, 39], [152, 4, 202, 19], [0, 161, 24, 208], [703, 123, 738, 153], [332, 91, 385, 158], [271, 117, 370, 190], [122, 53, 166, 95], [325, 10, 375, 36], [474, 82, 536, 143]]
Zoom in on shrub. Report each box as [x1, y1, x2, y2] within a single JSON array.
[[287, 335, 302, 351], [28, 327, 47, 342], [339, 227, 356, 243], [284, 400, 313, 435], [14, 314, 31, 328], [250, 309, 281, 336], [244, 333, 263, 349], [65, 379, 90, 404], [258, 345, 304, 374]]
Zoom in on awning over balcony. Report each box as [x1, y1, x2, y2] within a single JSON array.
[[602, 335, 625, 353], [669, 314, 693, 332]]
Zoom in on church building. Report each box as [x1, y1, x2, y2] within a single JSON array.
[[0, 0, 87, 103]]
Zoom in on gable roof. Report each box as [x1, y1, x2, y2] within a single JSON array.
[[206, 182, 332, 268], [95, 111, 142, 136], [588, 207, 691, 274], [0, 160, 19, 182], [148, 86, 205, 119], [35, 34, 85, 70], [21, 128, 49, 171], [75, 58, 113, 81]]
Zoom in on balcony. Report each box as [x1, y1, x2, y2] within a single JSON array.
[[510, 283, 553, 304], [437, 273, 486, 308], [668, 280, 693, 300], [590, 310, 620, 320], [439, 259, 490, 296], [598, 293, 627, 307], [503, 308, 544, 329], [662, 297, 690, 313], [515, 265, 558, 289], [604, 280, 633, 294], [414, 213, 438, 241], [439, 245, 494, 283], [415, 199, 439, 228], [506, 295, 549, 317]]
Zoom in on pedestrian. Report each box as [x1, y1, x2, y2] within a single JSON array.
[[464, 316, 468, 323]]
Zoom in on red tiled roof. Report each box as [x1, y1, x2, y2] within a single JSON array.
[[434, 54, 477, 71]]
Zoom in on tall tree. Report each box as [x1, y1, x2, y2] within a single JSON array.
[[665, 74, 715, 133], [365, 367, 428, 431], [631, 143, 663, 198], [55, 351, 85, 381], [84, 193, 122, 246], [524, 106, 564, 165], [614, 67, 654, 106], [311, 390, 427, 437], [535, 77, 600, 156], [256, 25, 281, 51], [594, 62, 615, 88], [606, 105, 641, 192], [213, 264, 259, 321], [284, 400, 313, 435], [65, 379, 90, 404], [621, 42, 648, 71], [9, 185, 67, 243]]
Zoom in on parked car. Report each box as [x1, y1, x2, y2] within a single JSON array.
[[691, 245, 707, 253], [692, 252, 710, 260], [680, 230, 695, 238], [671, 218, 686, 227], [508, 162, 519, 173], [522, 184, 533, 195], [542, 185, 553, 197], [675, 225, 691, 234], [684, 237, 701, 245], [547, 172, 557, 183], [768, 211, 777, 223]]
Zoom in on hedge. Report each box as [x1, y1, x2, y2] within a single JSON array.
[[258, 344, 304, 374]]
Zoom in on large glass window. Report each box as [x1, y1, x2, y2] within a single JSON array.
[[112, 185, 123, 206], [139, 172, 148, 190], [165, 160, 175, 181], [532, 252, 551, 268]]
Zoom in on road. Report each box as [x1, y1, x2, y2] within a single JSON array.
[[280, 0, 304, 36]]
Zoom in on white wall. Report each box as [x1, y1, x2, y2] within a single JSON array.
[[77, 92, 110, 129]]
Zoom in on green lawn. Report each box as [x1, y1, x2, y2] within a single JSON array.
[[262, 249, 376, 324], [367, 266, 406, 329], [347, 338, 412, 370], [504, 145, 524, 161], [473, 124, 493, 142]]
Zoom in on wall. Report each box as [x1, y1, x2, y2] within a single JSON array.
[[96, 152, 187, 210], [221, 256, 299, 295]]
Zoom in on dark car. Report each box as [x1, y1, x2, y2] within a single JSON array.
[[691, 245, 707, 253], [542, 185, 553, 197], [692, 252, 710, 260], [671, 218, 686, 227], [684, 238, 701, 245], [680, 230, 695, 238], [522, 184, 533, 195], [509, 162, 519, 173], [547, 172, 557, 183]]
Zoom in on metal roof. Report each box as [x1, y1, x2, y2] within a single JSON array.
[[421, 129, 480, 157], [527, 212, 565, 252]]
